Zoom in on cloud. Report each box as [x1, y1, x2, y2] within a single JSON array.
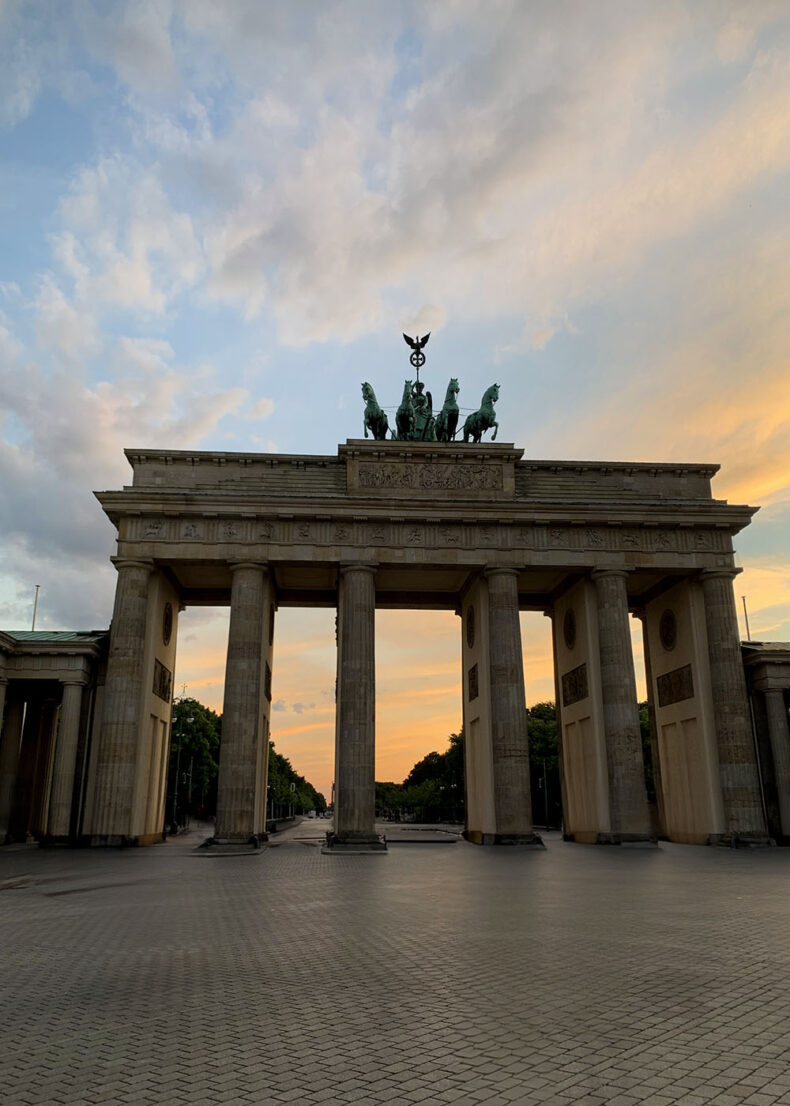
[[244, 397, 274, 419], [58, 156, 204, 314], [77, 0, 179, 97], [0, 309, 247, 627], [34, 274, 100, 359]]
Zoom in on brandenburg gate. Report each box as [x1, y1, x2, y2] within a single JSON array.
[[74, 431, 766, 850], [0, 339, 775, 850]]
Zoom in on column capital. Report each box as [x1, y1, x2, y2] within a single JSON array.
[[60, 677, 88, 688], [229, 560, 268, 575], [590, 567, 632, 582], [484, 565, 521, 580], [699, 567, 742, 582], [339, 563, 378, 577], [755, 679, 790, 694], [111, 557, 154, 574]]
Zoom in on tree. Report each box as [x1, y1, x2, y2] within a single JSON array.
[[639, 701, 656, 802], [166, 697, 222, 825], [376, 731, 466, 823], [527, 702, 562, 829], [527, 701, 559, 768], [267, 742, 327, 820], [166, 701, 327, 831]]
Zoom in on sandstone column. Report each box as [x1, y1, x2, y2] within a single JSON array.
[[0, 677, 7, 733], [29, 699, 59, 838], [331, 564, 383, 849], [701, 569, 767, 840], [8, 698, 43, 840], [0, 696, 24, 842], [90, 559, 153, 842], [486, 568, 537, 841], [48, 681, 85, 840], [592, 569, 653, 842], [215, 563, 270, 845], [764, 689, 790, 838], [634, 608, 665, 837]]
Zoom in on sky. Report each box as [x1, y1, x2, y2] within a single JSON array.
[[2, 1, 790, 798]]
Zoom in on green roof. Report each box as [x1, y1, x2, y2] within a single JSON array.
[[3, 630, 108, 643]]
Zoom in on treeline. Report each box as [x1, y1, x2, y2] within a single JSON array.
[[166, 697, 326, 828], [268, 744, 327, 819], [376, 732, 465, 823], [375, 701, 654, 828]]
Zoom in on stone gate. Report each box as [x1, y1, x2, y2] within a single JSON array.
[[60, 438, 768, 849]]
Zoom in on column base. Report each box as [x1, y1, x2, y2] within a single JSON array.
[[463, 830, 545, 847], [85, 834, 141, 847], [200, 833, 268, 854], [708, 833, 775, 848], [322, 832, 387, 854], [595, 832, 657, 847]]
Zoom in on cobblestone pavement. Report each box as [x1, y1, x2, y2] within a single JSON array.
[[2, 832, 790, 1106]]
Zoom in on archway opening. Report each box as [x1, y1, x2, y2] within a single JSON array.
[[520, 610, 561, 830], [375, 608, 463, 825]]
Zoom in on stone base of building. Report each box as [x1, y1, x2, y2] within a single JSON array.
[[594, 832, 657, 846], [464, 830, 545, 847], [708, 832, 774, 848], [322, 832, 388, 854]]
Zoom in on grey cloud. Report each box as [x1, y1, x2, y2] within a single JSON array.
[[0, 310, 248, 628]]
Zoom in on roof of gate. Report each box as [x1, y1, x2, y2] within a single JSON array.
[[116, 444, 728, 507]]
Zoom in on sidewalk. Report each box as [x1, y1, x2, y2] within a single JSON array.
[[2, 833, 790, 1105]]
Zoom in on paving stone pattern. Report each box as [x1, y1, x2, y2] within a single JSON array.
[[2, 831, 790, 1105]]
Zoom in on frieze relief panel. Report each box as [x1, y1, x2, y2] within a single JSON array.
[[357, 461, 504, 492], [130, 514, 726, 560]]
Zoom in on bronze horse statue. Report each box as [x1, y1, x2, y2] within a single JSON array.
[[361, 382, 389, 440], [462, 383, 499, 442], [395, 379, 415, 440], [435, 378, 460, 442]]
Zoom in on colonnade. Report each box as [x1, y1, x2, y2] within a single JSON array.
[[0, 678, 87, 843], [0, 561, 777, 849]]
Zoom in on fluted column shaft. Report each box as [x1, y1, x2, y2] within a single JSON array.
[[486, 568, 534, 835], [48, 682, 85, 839], [29, 700, 59, 838], [215, 563, 268, 843], [701, 570, 766, 837], [0, 696, 24, 842], [92, 560, 152, 839], [763, 689, 790, 837], [334, 565, 377, 842], [593, 570, 652, 838]]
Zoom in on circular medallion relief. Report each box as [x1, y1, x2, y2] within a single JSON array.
[[659, 608, 677, 651], [162, 602, 173, 646], [466, 605, 475, 649], [563, 608, 577, 650]]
